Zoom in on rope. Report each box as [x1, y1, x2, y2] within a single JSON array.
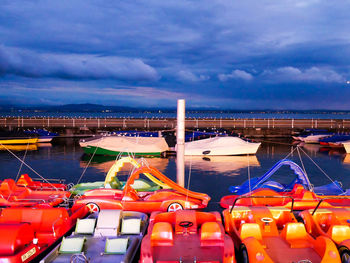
[[298, 146, 344, 193], [7, 143, 30, 201], [15, 143, 29, 182], [74, 145, 98, 186], [247, 153, 252, 206], [0, 142, 58, 190], [185, 155, 193, 207]]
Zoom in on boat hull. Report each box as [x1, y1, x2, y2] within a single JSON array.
[[82, 145, 163, 156], [183, 136, 261, 156], [0, 138, 38, 144]]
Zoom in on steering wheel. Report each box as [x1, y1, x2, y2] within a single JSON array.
[[179, 221, 194, 228], [261, 217, 274, 223], [70, 253, 88, 263]]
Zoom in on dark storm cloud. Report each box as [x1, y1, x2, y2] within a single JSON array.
[[0, 46, 159, 81], [0, 0, 350, 108]]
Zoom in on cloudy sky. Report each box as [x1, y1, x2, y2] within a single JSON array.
[[0, 0, 350, 109]]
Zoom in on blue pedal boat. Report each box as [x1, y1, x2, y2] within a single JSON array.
[[229, 159, 350, 196]]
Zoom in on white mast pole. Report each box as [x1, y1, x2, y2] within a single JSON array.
[[176, 99, 185, 187]]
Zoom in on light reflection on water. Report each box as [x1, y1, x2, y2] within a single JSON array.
[[0, 138, 349, 211]]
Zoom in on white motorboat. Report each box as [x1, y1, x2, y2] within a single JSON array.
[[181, 136, 261, 156], [343, 141, 350, 153]]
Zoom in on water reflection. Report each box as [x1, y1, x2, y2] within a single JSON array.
[[80, 155, 169, 174], [184, 155, 260, 175], [0, 144, 38, 151]]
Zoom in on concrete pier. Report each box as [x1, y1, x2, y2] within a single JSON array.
[[1, 117, 350, 137]]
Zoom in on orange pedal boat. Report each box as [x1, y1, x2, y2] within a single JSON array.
[[0, 205, 89, 263], [0, 178, 70, 207], [74, 166, 210, 213], [300, 198, 350, 262], [140, 210, 236, 263], [222, 199, 341, 263]]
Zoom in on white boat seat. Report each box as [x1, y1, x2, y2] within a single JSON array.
[[121, 218, 141, 234], [94, 210, 121, 237], [75, 218, 96, 235], [104, 237, 129, 254], [59, 237, 85, 254]]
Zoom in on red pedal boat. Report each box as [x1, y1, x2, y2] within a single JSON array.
[[0, 178, 70, 207], [222, 199, 340, 263], [16, 174, 68, 191], [0, 205, 89, 263], [74, 166, 210, 213], [140, 210, 236, 263], [221, 184, 350, 210], [300, 198, 350, 262]]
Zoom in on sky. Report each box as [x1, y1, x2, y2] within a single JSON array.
[[0, 0, 350, 109]]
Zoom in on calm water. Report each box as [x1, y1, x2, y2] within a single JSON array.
[[0, 138, 349, 211]]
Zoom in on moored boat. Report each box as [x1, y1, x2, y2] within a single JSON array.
[[300, 198, 350, 262], [0, 178, 70, 207], [140, 210, 236, 263], [79, 135, 169, 156], [40, 209, 148, 263], [222, 204, 341, 262], [228, 159, 349, 196], [182, 136, 261, 156], [74, 165, 210, 213], [0, 205, 89, 263], [343, 141, 350, 153], [70, 157, 165, 196], [24, 129, 59, 143]]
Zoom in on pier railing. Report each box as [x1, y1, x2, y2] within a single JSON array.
[[1, 117, 350, 129]]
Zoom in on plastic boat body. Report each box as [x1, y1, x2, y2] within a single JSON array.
[[70, 157, 162, 196], [182, 136, 261, 156], [40, 209, 148, 263], [0, 205, 89, 263], [300, 201, 350, 261], [228, 159, 350, 196], [140, 210, 236, 263], [74, 166, 210, 213], [79, 136, 169, 156], [221, 184, 350, 210], [16, 174, 67, 191], [0, 178, 70, 207], [222, 205, 340, 262]]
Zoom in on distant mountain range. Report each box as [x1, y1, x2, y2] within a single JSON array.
[[1, 103, 350, 114]]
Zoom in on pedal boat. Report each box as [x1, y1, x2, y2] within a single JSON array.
[[0, 205, 89, 263], [16, 174, 68, 191], [222, 200, 340, 263], [221, 184, 350, 211], [40, 209, 148, 263], [229, 159, 350, 196], [0, 178, 70, 207], [140, 210, 236, 263], [70, 157, 165, 196], [300, 198, 350, 262], [74, 166, 210, 213]]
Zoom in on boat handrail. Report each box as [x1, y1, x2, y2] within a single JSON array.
[[311, 197, 350, 215], [229, 195, 295, 214]]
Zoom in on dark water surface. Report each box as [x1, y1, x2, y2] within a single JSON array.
[[0, 138, 349, 211]]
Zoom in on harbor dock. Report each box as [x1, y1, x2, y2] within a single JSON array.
[[1, 117, 350, 137]]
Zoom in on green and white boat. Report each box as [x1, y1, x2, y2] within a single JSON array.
[[79, 136, 169, 156]]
